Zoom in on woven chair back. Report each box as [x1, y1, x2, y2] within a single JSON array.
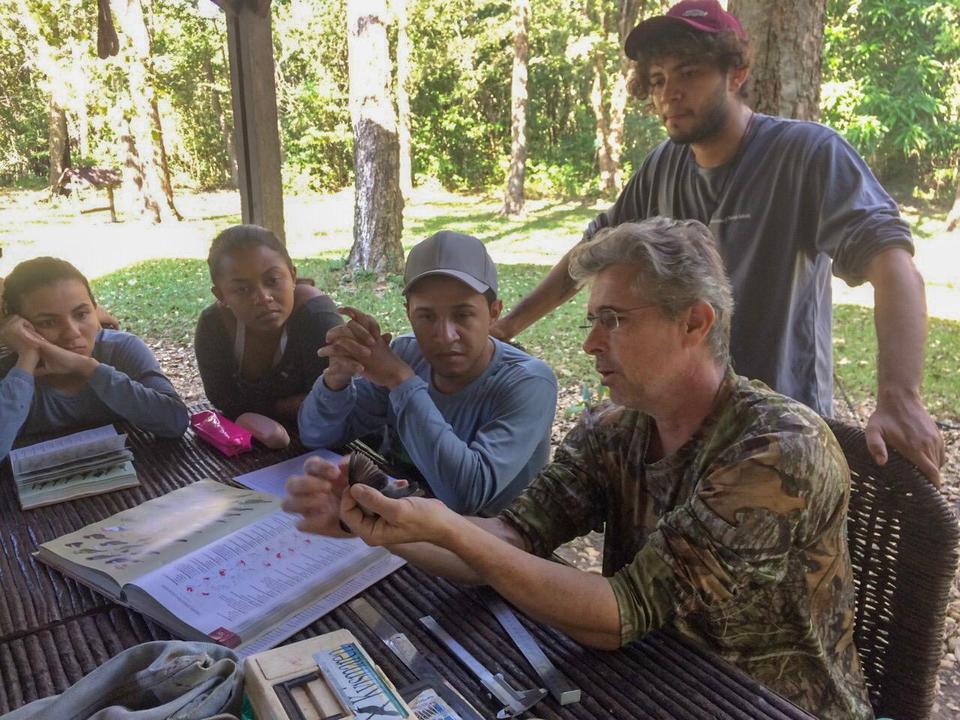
[[827, 418, 959, 720]]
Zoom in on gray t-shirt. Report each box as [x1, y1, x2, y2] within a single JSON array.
[[298, 335, 558, 516], [586, 114, 914, 414], [0, 329, 189, 460]]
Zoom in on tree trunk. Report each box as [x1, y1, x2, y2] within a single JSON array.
[[346, 0, 404, 274], [729, 0, 826, 120], [947, 164, 960, 232], [606, 0, 643, 191], [113, 0, 178, 222], [78, 100, 90, 161], [590, 0, 642, 196], [47, 100, 70, 189], [502, 0, 529, 217], [591, 49, 615, 195], [394, 0, 413, 199], [205, 53, 238, 189], [121, 129, 162, 223], [20, 8, 72, 189], [150, 99, 183, 220]]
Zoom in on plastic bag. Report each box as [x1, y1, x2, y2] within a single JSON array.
[[190, 410, 253, 457]]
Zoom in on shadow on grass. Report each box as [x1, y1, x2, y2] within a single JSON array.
[[407, 202, 597, 244], [195, 212, 242, 224]]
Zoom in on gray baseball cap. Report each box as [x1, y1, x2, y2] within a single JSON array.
[[402, 231, 498, 296]]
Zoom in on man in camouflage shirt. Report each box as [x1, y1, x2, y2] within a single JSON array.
[[285, 217, 873, 720]]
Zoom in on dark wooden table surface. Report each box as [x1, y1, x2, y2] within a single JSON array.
[[0, 416, 815, 719]]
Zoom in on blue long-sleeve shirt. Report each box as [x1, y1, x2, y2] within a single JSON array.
[[298, 335, 558, 515], [0, 330, 189, 460]]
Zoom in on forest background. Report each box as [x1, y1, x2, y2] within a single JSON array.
[[0, 0, 958, 414], [1, 0, 958, 205]]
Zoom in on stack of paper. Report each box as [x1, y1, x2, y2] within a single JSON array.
[[10, 425, 139, 509]]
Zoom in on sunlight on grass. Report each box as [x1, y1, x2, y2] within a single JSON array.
[[0, 187, 604, 275], [90, 259, 960, 419], [5, 186, 959, 417]]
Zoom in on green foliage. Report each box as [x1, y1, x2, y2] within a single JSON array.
[[140, 3, 226, 189], [150, 1, 235, 190], [822, 0, 960, 193], [405, 0, 666, 192], [0, 0, 90, 182], [274, 0, 354, 192], [0, 37, 45, 182], [0, 0, 955, 197]]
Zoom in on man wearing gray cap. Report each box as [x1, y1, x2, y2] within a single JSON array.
[[297, 231, 558, 516]]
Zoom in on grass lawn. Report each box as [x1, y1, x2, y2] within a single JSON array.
[[92, 256, 960, 420], [3, 185, 958, 418]]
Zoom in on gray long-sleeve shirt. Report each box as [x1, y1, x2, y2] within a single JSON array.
[[298, 335, 558, 515], [585, 114, 914, 414], [0, 330, 188, 460]]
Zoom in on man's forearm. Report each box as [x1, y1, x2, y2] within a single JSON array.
[[298, 382, 353, 448], [496, 252, 579, 339], [862, 247, 944, 481], [868, 249, 927, 397], [388, 517, 526, 586], [439, 518, 621, 648]]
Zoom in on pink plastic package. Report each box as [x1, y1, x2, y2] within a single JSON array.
[[190, 410, 253, 457]]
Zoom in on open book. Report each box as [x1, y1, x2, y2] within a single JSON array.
[[10, 425, 138, 509], [35, 479, 404, 657]]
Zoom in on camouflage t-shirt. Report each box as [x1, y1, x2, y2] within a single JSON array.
[[500, 371, 873, 720]]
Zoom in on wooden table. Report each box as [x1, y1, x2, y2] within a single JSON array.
[[0, 416, 815, 719]]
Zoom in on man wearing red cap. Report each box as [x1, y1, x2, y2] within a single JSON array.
[[492, 0, 944, 486]]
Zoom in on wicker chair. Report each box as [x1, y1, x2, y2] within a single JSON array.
[[827, 418, 959, 720]]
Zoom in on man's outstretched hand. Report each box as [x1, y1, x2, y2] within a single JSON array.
[[864, 389, 944, 487], [340, 483, 455, 548], [283, 455, 353, 537]]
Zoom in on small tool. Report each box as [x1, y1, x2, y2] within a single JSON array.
[[419, 615, 546, 719], [349, 598, 484, 720], [483, 590, 581, 705]]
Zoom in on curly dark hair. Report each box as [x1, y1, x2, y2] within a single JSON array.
[[2, 257, 96, 316], [628, 26, 751, 103]]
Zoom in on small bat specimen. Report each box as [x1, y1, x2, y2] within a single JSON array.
[[347, 452, 422, 500], [339, 452, 425, 533]]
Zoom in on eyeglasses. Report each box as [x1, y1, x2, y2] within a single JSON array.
[[579, 305, 657, 332]]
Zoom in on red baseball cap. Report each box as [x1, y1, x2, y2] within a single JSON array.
[[624, 0, 747, 61]]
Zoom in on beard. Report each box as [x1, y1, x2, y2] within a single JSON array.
[[664, 81, 730, 145]]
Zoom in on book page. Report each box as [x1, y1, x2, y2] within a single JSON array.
[[36, 480, 279, 588], [10, 425, 125, 475], [20, 459, 139, 510], [128, 511, 392, 650], [234, 449, 343, 497], [17, 449, 134, 485]]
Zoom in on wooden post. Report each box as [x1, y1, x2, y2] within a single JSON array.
[[219, 0, 285, 242], [107, 186, 117, 223]]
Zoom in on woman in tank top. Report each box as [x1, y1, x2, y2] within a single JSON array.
[[194, 225, 342, 423]]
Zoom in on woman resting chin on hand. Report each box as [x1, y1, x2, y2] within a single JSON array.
[[193, 225, 343, 428], [0, 257, 189, 461]]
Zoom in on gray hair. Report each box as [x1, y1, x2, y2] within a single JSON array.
[[569, 217, 734, 365]]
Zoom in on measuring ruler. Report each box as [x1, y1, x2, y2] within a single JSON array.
[[420, 615, 546, 719], [348, 598, 484, 720], [483, 589, 581, 705]]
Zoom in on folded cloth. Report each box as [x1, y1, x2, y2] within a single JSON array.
[[0, 641, 242, 720]]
